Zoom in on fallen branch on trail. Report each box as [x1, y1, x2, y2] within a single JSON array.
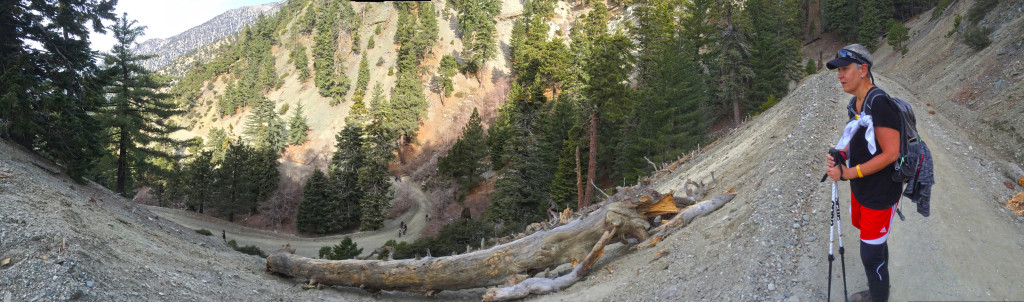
[[266, 182, 734, 299]]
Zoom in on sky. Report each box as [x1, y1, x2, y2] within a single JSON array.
[[90, 0, 279, 53]]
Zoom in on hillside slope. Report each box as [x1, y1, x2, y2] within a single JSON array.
[[6, 69, 1021, 300]]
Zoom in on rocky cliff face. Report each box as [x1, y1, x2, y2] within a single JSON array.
[[134, 1, 284, 74]]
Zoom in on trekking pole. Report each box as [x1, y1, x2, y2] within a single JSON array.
[[832, 181, 849, 300]]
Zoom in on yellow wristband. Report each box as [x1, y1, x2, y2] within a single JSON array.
[[856, 165, 864, 178]]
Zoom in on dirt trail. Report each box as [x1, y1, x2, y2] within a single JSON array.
[[147, 176, 429, 259], [871, 77, 1024, 300], [529, 73, 1024, 302]]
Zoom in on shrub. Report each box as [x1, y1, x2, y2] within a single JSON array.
[[195, 229, 213, 236], [946, 15, 962, 38], [967, 0, 998, 23], [375, 24, 382, 35], [278, 103, 290, 115], [318, 236, 363, 260], [227, 240, 267, 258], [932, 0, 953, 20], [804, 58, 817, 75], [963, 25, 993, 51], [377, 57, 385, 66]]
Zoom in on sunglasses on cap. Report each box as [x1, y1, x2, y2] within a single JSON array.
[[836, 49, 870, 66]]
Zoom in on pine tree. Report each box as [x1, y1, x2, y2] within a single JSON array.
[[205, 127, 232, 162], [887, 19, 909, 55], [183, 151, 216, 214], [581, 32, 635, 209], [0, 0, 116, 182], [290, 44, 310, 81], [453, 0, 501, 81], [353, 53, 371, 105], [486, 85, 547, 225], [329, 124, 366, 231], [712, 1, 753, 126], [437, 108, 489, 195], [243, 97, 287, 152], [359, 120, 395, 231], [313, 0, 349, 105], [213, 142, 258, 222], [744, 0, 801, 113], [858, 0, 888, 50], [297, 168, 332, 234], [387, 72, 428, 163], [319, 236, 363, 260], [288, 103, 309, 145], [99, 13, 185, 194]]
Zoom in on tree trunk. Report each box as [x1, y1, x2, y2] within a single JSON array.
[[268, 206, 614, 293], [266, 186, 734, 299], [116, 129, 128, 194], [583, 110, 598, 209], [395, 136, 405, 165], [732, 98, 741, 126], [576, 146, 583, 211]]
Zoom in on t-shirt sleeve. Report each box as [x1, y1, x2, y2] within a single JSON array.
[[869, 91, 900, 131]]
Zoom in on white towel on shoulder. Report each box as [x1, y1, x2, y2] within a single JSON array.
[[834, 114, 876, 155]]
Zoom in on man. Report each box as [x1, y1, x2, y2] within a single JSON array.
[[824, 44, 902, 302]]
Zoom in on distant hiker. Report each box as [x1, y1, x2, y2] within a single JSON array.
[[824, 44, 899, 302], [222, 230, 226, 242]]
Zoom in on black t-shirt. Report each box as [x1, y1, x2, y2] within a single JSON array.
[[848, 87, 902, 210]]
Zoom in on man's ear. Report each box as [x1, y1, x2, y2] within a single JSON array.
[[861, 64, 870, 78]]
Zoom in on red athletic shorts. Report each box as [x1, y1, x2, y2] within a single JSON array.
[[850, 192, 898, 244]]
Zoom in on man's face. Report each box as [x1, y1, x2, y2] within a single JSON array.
[[836, 63, 866, 94]]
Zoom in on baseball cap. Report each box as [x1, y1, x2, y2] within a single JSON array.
[[826, 44, 873, 70]]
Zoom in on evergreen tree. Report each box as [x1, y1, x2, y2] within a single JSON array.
[[581, 32, 634, 209], [452, 0, 501, 81], [486, 84, 547, 224], [290, 44, 310, 81], [243, 97, 287, 152], [313, 0, 350, 105], [297, 168, 332, 234], [887, 19, 910, 55], [353, 53, 371, 105], [437, 108, 489, 196], [744, 0, 801, 113], [98, 14, 185, 194], [183, 151, 216, 213], [213, 142, 258, 222], [329, 124, 366, 231], [288, 103, 309, 145], [249, 146, 280, 210], [318, 236, 363, 260], [205, 127, 232, 162], [437, 54, 461, 101], [0, 0, 116, 182], [387, 72, 428, 162], [858, 0, 888, 50], [712, 2, 753, 126], [359, 118, 395, 231]]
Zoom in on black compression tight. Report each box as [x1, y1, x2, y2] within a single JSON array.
[[860, 241, 890, 301]]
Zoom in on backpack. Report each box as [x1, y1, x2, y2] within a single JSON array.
[[847, 90, 935, 216]]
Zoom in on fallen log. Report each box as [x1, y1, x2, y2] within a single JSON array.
[[266, 205, 624, 294], [266, 185, 733, 298]]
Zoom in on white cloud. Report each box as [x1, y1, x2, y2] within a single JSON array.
[[91, 0, 277, 53]]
